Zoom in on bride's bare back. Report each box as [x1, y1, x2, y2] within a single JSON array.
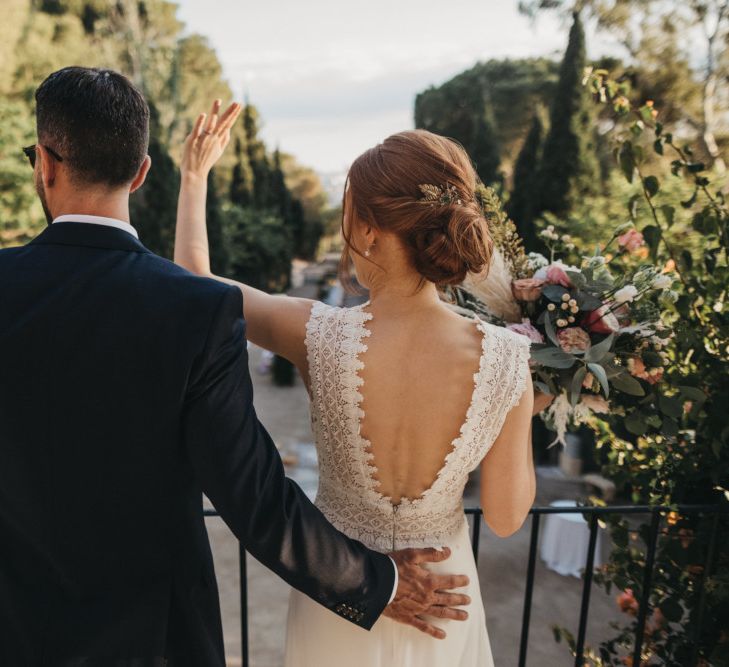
[[359, 305, 484, 505]]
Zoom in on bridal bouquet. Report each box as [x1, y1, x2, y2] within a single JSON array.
[[449, 187, 676, 445]]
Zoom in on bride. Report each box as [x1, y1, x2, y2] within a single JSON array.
[[174, 101, 551, 666]]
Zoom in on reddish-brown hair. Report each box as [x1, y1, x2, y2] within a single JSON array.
[[340, 129, 493, 287]]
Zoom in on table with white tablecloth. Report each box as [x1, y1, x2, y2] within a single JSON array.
[[539, 500, 605, 578]]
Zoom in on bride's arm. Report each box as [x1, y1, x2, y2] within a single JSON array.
[[479, 383, 540, 537], [174, 100, 314, 370]]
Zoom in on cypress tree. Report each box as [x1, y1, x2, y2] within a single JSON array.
[[130, 104, 178, 258], [270, 149, 293, 219], [230, 134, 253, 207], [507, 109, 545, 250], [242, 102, 272, 208], [470, 96, 502, 186], [534, 12, 600, 218]]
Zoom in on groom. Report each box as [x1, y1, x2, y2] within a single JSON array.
[[0, 68, 470, 666]]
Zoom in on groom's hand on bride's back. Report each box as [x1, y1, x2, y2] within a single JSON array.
[[384, 547, 470, 639]]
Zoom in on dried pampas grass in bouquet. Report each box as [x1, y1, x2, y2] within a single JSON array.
[[442, 185, 530, 324]]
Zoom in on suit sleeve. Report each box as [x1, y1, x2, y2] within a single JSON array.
[[182, 285, 394, 629]]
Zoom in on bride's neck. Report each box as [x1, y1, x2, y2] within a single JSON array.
[[367, 278, 442, 317]]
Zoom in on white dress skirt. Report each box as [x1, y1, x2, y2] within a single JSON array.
[[285, 518, 493, 667]]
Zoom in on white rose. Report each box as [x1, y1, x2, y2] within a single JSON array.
[[614, 285, 639, 304], [652, 274, 673, 290]]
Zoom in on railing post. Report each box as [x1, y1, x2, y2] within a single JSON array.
[[518, 512, 540, 667], [690, 511, 720, 666], [471, 509, 482, 561], [574, 514, 599, 666], [240, 545, 249, 667], [631, 510, 661, 667]]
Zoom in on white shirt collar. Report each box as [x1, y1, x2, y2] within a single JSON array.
[[52, 214, 139, 240]]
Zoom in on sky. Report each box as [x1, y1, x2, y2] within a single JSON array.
[[176, 1, 621, 174]]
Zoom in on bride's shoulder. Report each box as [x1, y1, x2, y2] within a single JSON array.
[[479, 320, 532, 352]]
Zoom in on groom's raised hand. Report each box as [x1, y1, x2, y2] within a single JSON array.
[[384, 547, 470, 639]]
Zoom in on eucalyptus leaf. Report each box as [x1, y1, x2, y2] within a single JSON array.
[[577, 291, 603, 311], [571, 366, 587, 407], [587, 362, 610, 398], [534, 381, 551, 394], [543, 285, 569, 302], [585, 334, 615, 363], [544, 313, 561, 347], [566, 271, 587, 289], [531, 347, 577, 369]]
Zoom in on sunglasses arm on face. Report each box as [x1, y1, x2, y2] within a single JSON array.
[[22, 144, 64, 168]]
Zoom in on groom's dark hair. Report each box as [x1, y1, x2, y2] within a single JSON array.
[[35, 66, 150, 187]]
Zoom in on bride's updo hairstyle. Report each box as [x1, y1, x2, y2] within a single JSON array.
[[341, 129, 493, 286]]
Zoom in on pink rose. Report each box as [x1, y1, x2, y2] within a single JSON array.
[[545, 263, 572, 288], [617, 589, 639, 616], [512, 278, 545, 302], [557, 326, 591, 353], [507, 319, 544, 344], [583, 304, 620, 334], [617, 228, 645, 253]]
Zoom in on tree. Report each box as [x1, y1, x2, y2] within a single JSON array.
[[242, 103, 272, 208], [507, 108, 546, 249], [533, 12, 600, 218], [415, 58, 560, 178], [226, 206, 292, 291], [130, 105, 178, 258], [415, 75, 502, 185], [520, 0, 729, 171], [0, 100, 44, 246], [229, 135, 254, 208]]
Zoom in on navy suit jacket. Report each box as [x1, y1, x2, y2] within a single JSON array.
[[0, 222, 394, 666]]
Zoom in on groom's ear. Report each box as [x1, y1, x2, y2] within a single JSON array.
[[129, 155, 152, 194], [36, 144, 58, 189]]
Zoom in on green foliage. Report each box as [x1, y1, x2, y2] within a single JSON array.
[[572, 69, 729, 667], [534, 12, 601, 218], [414, 58, 560, 184], [225, 205, 292, 292], [507, 109, 545, 249], [0, 100, 44, 244], [130, 106, 178, 258]]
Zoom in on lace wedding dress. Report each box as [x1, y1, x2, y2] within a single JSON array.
[[284, 301, 531, 667]]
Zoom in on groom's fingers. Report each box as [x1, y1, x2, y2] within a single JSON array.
[[409, 546, 451, 564], [425, 605, 469, 621], [433, 592, 471, 607], [429, 573, 470, 591], [408, 616, 446, 640]]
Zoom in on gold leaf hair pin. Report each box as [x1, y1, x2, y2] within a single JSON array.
[[418, 183, 463, 206]]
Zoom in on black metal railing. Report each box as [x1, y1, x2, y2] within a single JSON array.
[[204, 504, 725, 667]]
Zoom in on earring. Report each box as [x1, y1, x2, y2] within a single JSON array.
[[364, 243, 374, 257]]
